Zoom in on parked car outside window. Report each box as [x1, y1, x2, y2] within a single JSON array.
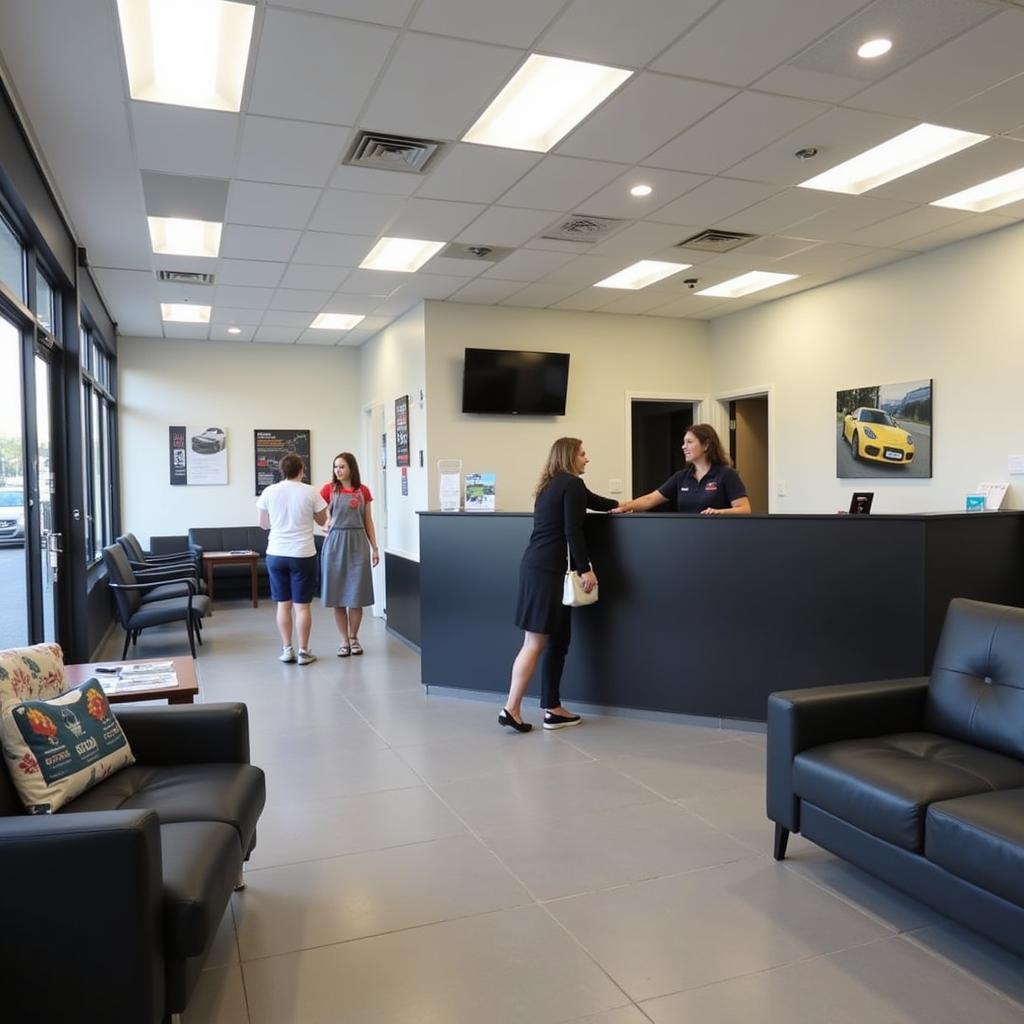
[[0, 489, 25, 546]]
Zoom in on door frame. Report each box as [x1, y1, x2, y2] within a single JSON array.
[[712, 383, 775, 512], [623, 390, 710, 499], [362, 402, 387, 618]]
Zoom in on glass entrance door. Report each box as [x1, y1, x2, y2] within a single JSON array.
[[0, 315, 28, 647], [34, 352, 57, 640]]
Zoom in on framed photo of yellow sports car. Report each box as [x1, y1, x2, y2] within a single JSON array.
[[836, 379, 932, 479]]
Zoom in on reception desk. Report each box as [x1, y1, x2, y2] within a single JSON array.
[[419, 511, 1024, 722]]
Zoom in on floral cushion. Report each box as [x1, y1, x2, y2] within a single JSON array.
[[0, 643, 66, 712], [0, 679, 135, 813]]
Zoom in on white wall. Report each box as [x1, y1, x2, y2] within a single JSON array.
[[358, 304, 427, 559], [710, 221, 1024, 513], [118, 338, 361, 543], [424, 302, 711, 512]]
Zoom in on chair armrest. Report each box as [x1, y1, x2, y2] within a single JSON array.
[[141, 551, 197, 565], [115, 702, 251, 764], [0, 809, 164, 1024], [110, 578, 198, 595], [767, 677, 929, 832], [134, 566, 201, 586]]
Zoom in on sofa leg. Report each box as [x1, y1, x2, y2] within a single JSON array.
[[234, 869, 246, 891], [773, 823, 790, 861], [170, 1014, 183, 1024]]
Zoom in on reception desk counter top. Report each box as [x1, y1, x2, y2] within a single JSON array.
[[419, 511, 1024, 722]]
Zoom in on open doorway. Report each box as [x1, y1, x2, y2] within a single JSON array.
[[729, 396, 770, 513], [630, 400, 695, 502]]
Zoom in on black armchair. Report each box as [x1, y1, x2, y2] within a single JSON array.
[[103, 544, 211, 658], [119, 532, 206, 588]]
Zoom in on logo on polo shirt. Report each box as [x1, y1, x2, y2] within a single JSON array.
[[705, 482, 718, 491]]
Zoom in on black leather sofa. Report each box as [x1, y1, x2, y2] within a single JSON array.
[[0, 702, 266, 1024], [188, 525, 270, 597], [768, 597, 1024, 958]]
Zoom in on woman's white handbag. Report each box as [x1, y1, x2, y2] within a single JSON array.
[[563, 545, 598, 606]]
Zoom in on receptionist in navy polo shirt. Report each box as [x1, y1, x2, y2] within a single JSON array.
[[619, 423, 752, 516]]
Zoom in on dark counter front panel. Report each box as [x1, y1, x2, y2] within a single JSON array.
[[419, 512, 1023, 722]]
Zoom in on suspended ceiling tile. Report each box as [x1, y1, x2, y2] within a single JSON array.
[[162, 323, 211, 340], [329, 165, 423, 196], [397, 273, 473, 299], [587, 220, 694, 257], [291, 232, 374, 267], [542, 254, 641, 286], [236, 116, 351, 187], [210, 307, 264, 326], [414, 144, 540, 204], [321, 295, 380, 315], [253, 325, 301, 343], [550, 288, 613, 311], [449, 279, 527, 304], [262, 310, 317, 328], [538, 0, 717, 68], [269, 0, 416, 25], [580, 168, 708, 221], [249, 8, 396, 126], [212, 285, 275, 309], [651, 0, 871, 86], [279, 264, 352, 291], [92, 269, 162, 336], [596, 290, 684, 315], [308, 190, 405, 235], [480, 248, 575, 282], [410, 0, 566, 48], [649, 177, 780, 227], [557, 73, 737, 165], [898, 212, 1017, 252], [498, 155, 627, 211], [220, 225, 301, 261], [645, 91, 829, 176], [499, 282, 583, 307], [269, 289, 333, 312], [384, 198, 487, 240], [295, 329, 345, 345], [209, 325, 256, 341], [132, 104, 240, 178], [226, 181, 322, 230], [419, 256, 493, 278], [360, 33, 523, 140], [716, 187, 840, 234], [753, 65, 867, 104], [455, 206, 558, 247], [943, 73, 1024, 136], [783, 196, 916, 241], [335, 268, 408, 294], [215, 259, 286, 288]]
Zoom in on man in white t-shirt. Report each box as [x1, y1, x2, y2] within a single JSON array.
[[257, 454, 328, 665]]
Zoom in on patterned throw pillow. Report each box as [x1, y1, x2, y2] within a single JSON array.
[[0, 679, 135, 813], [0, 643, 66, 712]]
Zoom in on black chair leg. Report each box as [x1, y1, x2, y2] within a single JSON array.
[[122, 631, 130, 659], [186, 617, 197, 658], [773, 823, 790, 861]]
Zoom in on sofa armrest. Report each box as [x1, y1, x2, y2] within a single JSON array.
[[115, 702, 251, 764], [0, 809, 164, 1024], [767, 677, 929, 832]]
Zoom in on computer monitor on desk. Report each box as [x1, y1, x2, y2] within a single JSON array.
[[849, 492, 874, 514]]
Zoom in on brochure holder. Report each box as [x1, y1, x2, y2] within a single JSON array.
[[438, 459, 462, 512]]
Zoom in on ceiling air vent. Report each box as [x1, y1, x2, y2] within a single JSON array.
[[677, 229, 759, 253], [541, 215, 623, 243], [439, 242, 513, 263], [344, 130, 443, 174], [156, 269, 215, 285]]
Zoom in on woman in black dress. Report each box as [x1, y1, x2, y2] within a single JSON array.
[[499, 437, 618, 733]]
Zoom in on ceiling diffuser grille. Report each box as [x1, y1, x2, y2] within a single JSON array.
[[344, 130, 442, 174], [541, 215, 623, 242], [677, 229, 759, 253], [157, 269, 215, 285]]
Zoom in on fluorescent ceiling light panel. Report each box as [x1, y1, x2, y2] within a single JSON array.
[[696, 272, 798, 299], [595, 260, 691, 290], [117, 0, 255, 112], [359, 237, 444, 273], [798, 124, 988, 195], [148, 216, 222, 257], [463, 54, 632, 153], [161, 303, 211, 323], [931, 166, 1024, 212], [310, 314, 365, 330]]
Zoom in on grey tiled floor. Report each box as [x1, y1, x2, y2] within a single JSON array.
[[99, 602, 1024, 1023]]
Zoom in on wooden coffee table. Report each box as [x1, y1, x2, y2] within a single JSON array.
[[65, 656, 199, 705], [204, 550, 259, 607]]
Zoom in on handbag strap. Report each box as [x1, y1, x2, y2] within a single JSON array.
[[566, 542, 591, 574]]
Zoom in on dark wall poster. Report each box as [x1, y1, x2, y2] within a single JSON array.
[[169, 426, 187, 485], [254, 429, 311, 495], [395, 395, 410, 468]]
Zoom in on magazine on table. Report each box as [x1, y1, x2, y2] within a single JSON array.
[[94, 660, 179, 692]]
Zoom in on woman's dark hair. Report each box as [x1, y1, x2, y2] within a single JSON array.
[[686, 423, 731, 467], [331, 451, 361, 491], [280, 453, 304, 479]]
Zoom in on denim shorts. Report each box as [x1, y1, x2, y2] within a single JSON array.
[[266, 554, 318, 604]]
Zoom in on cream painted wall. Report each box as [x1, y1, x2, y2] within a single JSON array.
[[710, 221, 1024, 513], [358, 304, 427, 559], [424, 302, 711, 512], [118, 338, 360, 544]]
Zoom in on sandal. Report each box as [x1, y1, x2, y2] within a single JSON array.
[[349, 638, 363, 656], [337, 643, 351, 657]]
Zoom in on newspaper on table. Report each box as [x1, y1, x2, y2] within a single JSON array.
[[96, 660, 179, 693]]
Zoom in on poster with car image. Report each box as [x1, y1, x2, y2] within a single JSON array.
[[254, 429, 311, 495], [169, 425, 228, 485], [836, 379, 932, 479]]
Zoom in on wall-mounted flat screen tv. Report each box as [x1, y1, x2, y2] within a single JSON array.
[[461, 348, 570, 415]]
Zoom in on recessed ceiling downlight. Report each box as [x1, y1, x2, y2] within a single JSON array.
[[630, 184, 653, 197], [857, 38, 892, 59]]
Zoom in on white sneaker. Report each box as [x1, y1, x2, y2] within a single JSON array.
[[279, 645, 296, 663], [297, 649, 317, 665]]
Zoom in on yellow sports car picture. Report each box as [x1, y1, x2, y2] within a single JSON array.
[[843, 407, 915, 464]]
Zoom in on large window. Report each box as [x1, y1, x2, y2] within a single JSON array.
[[81, 328, 115, 563], [0, 212, 23, 301]]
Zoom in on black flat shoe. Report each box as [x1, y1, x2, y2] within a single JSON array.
[[499, 708, 532, 733], [543, 711, 582, 730]]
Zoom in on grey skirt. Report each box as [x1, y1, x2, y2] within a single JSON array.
[[321, 529, 374, 607]]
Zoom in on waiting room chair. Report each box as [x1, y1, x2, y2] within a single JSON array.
[[118, 532, 205, 590], [102, 544, 210, 658]]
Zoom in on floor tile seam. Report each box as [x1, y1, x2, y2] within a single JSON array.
[[233, 899, 550, 966], [672, 798, 774, 855], [258, 780, 432, 812], [599, 757, 759, 804], [559, 734, 745, 762], [387, 747, 600, 784], [897, 928, 1024, 1012], [239, 829, 488, 875], [229, 901, 255, 1024]]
